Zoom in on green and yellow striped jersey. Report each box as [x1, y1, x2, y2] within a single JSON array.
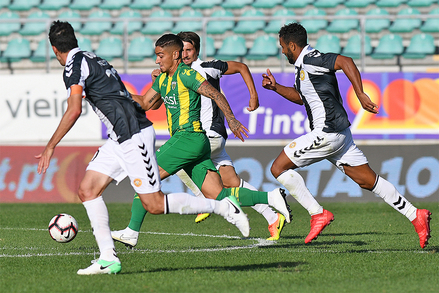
[[152, 63, 206, 136]]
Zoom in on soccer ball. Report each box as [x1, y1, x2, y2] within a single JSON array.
[[48, 213, 78, 243]]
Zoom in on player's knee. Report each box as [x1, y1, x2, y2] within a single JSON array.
[[77, 185, 96, 202]]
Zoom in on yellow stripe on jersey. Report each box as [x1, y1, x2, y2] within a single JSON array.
[[177, 74, 190, 127]]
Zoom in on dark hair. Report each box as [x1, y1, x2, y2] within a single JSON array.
[[279, 22, 308, 48], [48, 21, 78, 53], [177, 31, 200, 54], [155, 33, 183, 58]]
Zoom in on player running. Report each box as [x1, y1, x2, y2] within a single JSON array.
[[37, 21, 254, 275], [262, 22, 431, 248], [112, 31, 285, 245], [112, 34, 291, 248]]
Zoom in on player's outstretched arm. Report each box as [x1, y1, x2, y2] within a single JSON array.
[[335, 55, 378, 114], [225, 61, 259, 111], [262, 69, 303, 105], [35, 85, 83, 174], [133, 88, 162, 111], [197, 81, 249, 142]]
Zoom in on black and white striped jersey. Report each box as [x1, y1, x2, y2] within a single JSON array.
[[294, 45, 351, 133], [63, 48, 152, 143], [191, 58, 229, 139]]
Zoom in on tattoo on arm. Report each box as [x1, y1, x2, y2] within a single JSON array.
[[198, 81, 234, 118]]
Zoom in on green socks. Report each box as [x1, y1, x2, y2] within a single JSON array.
[[216, 188, 268, 206], [127, 194, 147, 232]]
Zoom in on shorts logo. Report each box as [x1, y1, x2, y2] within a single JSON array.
[[171, 81, 176, 90], [134, 179, 142, 187], [289, 142, 296, 148], [300, 70, 305, 81]]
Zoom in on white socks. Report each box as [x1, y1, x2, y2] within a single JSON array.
[[277, 169, 323, 216], [165, 192, 221, 215], [82, 196, 118, 261], [372, 176, 417, 221], [241, 179, 278, 224]]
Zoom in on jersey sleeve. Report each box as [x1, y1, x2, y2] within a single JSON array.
[[200, 60, 228, 79], [304, 51, 338, 72], [64, 53, 88, 90], [180, 68, 206, 92], [151, 74, 163, 93]]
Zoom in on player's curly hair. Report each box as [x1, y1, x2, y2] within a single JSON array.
[[155, 34, 183, 59], [177, 31, 200, 55], [279, 22, 308, 48], [49, 21, 78, 53]]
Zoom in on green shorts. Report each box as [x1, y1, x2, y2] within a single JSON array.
[[156, 131, 218, 190]]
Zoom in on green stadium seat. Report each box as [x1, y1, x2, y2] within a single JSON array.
[[233, 9, 266, 34], [300, 8, 327, 34], [389, 8, 421, 33], [199, 36, 215, 57], [222, 0, 253, 10], [96, 37, 123, 61], [376, 0, 407, 8], [216, 35, 247, 60], [141, 10, 174, 35], [40, 0, 70, 10], [110, 10, 143, 35], [70, 0, 101, 11], [365, 8, 390, 33], [128, 37, 154, 62], [80, 11, 112, 36], [8, 0, 39, 11], [206, 9, 234, 35], [247, 35, 278, 60], [420, 8, 439, 33], [101, 0, 131, 10], [58, 11, 82, 32], [403, 33, 435, 59], [252, 0, 283, 9], [0, 38, 31, 62], [130, 0, 161, 10], [265, 8, 295, 34], [78, 37, 93, 52], [371, 34, 403, 59], [284, 0, 314, 9], [407, 0, 436, 8], [345, 0, 376, 8], [191, 0, 222, 9], [327, 8, 359, 33], [172, 10, 203, 33], [31, 39, 56, 63], [314, 0, 344, 9], [19, 11, 51, 36], [0, 11, 20, 36], [162, 0, 192, 10], [342, 34, 372, 59], [314, 34, 341, 54], [0, 0, 11, 9]]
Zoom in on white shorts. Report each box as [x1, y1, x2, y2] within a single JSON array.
[[86, 126, 161, 194], [208, 135, 233, 169], [284, 128, 368, 173]]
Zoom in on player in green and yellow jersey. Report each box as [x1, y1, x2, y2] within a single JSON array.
[[111, 34, 291, 247]]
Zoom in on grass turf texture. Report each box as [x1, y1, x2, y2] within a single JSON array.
[[1, 202, 438, 293]]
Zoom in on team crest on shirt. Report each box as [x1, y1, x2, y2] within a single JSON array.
[[133, 179, 142, 187], [300, 70, 305, 81], [171, 81, 176, 90], [289, 142, 296, 148]]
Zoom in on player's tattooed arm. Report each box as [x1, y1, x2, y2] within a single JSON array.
[[197, 81, 249, 141], [132, 90, 162, 111]]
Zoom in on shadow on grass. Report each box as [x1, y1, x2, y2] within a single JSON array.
[[124, 261, 306, 274]]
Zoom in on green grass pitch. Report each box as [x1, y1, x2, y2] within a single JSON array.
[[1, 202, 438, 293]]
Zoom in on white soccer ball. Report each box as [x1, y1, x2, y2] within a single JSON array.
[[48, 213, 78, 243]]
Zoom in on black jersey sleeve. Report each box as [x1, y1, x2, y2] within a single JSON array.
[[63, 53, 86, 89], [303, 51, 338, 72], [200, 60, 228, 79]]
